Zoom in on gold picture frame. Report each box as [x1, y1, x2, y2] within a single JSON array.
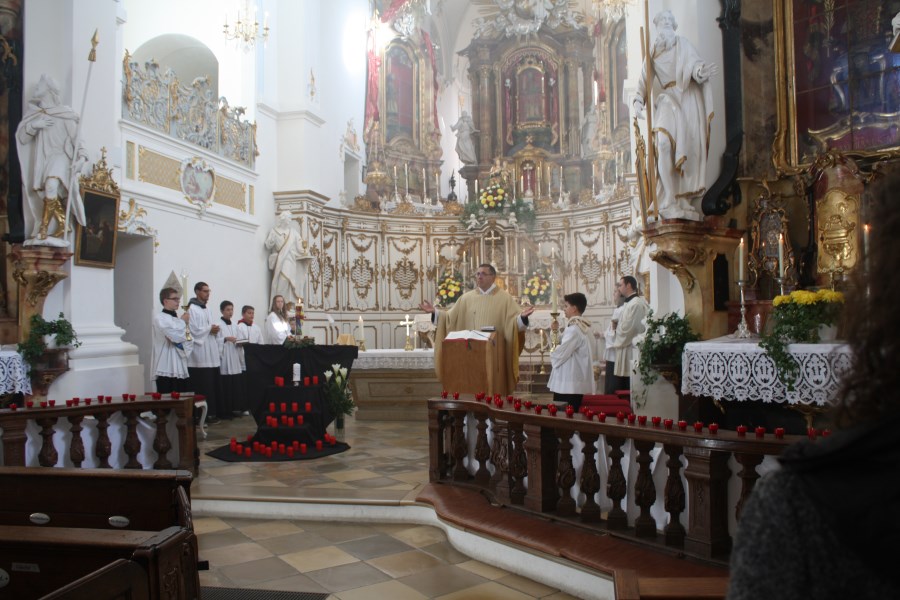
[[75, 150, 121, 269], [773, 0, 900, 174]]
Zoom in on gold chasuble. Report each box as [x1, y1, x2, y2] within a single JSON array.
[[434, 287, 527, 396]]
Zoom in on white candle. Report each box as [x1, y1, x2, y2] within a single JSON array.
[[292, 363, 301, 383], [357, 315, 364, 340], [863, 224, 870, 268], [394, 165, 397, 180], [475, 180, 479, 196], [738, 237, 745, 281], [522, 248, 526, 272], [559, 166, 563, 191], [181, 271, 189, 301], [423, 167, 427, 198], [405, 163, 409, 195], [778, 233, 785, 277], [435, 173, 440, 198], [520, 175, 524, 194], [551, 279, 558, 312]]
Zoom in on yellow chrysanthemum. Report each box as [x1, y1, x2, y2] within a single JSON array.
[[773, 294, 791, 307], [448, 292, 455, 298]]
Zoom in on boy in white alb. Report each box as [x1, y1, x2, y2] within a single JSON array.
[[152, 287, 192, 393], [217, 301, 243, 418], [236, 305, 263, 371], [547, 292, 595, 410]]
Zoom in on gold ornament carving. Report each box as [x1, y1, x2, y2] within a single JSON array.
[[215, 177, 246, 211], [350, 256, 375, 299], [13, 263, 67, 307], [391, 257, 419, 299]]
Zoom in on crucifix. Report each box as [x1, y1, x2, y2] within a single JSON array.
[[484, 229, 502, 266], [400, 314, 415, 351]]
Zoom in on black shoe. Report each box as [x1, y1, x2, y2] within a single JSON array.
[[206, 416, 221, 425]]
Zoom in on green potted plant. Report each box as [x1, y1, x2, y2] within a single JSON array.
[[636, 310, 699, 393], [759, 288, 844, 391], [18, 312, 82, 370]]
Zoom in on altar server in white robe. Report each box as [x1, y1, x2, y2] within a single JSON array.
[[217, 300, 243, 417], [237, 305, 263, 370], [612, 276, 650, 388], [188, 281, 223, 423], [548, 292, 595, 410], [152, 287, 193, 394], [265, 294, 292, 345]]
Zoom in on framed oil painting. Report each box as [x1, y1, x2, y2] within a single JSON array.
[[75, 188, 120, 268]]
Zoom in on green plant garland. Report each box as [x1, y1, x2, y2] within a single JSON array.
[[636, 310, 699, 389]]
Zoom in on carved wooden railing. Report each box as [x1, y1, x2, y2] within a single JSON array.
[[0, 395, 197, 475], [428, 398, 796, 563]]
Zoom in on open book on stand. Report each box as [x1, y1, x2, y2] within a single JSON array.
[[444, 329, 493, 341]]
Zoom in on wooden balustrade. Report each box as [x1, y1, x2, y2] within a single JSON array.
[[428, 398, 794, 563], [0, 396, 197, 475]]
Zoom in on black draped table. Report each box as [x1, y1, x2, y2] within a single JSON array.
[[206, 344, 358, 461]]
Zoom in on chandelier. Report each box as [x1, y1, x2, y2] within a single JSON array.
[[223, 0, 269, 50], [594, 0, 632, 23]]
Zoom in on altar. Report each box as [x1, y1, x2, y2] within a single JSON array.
[[350, 349, 440, 421], [680, 336, 852, 432]]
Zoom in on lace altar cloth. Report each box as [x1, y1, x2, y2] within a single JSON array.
[[0, 350, 32, 395], [681, 336, 852, 405], [354, 349, 434, 370]]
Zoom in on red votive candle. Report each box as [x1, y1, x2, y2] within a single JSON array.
[[774, 427, 785, 439], [737, 425, 747, 437], [298, 415, 304, 425], [507, 395, 514, 402], [292, 441, 300, 449], [312, 375, 318, 385], [547, 404, 557, 416], [677, 420, 688, 431], [514, 401, 522, 412], [279, 444, 286, 454], [451, 392, 458, 400], [129, 394, 136, 401], [266, 447, 273, 457], [281, 415, 287, 425], [122, 393, 129, 400], [246, 434, 253, 442], [300, 443, 307, 454], [245, 447, 252, 457], [627, 413, 636, 424], [26, 400, 33, 408], [40, 401, 47, 408], [287, 447, 294, 457], [288, 417, 295, 427], [651, 416, 662, 427], [708, 423, 719, 434], [291, 402, 298, 412], [693, 421, 703, 433], [822, 429, 832, 437], [252, 441, 260, 451], [304, 376, 310, 386], [315, 440, 323, 451], [565, 405, 575, 418], [494, 394, 501, 402], [755, 426, 766, 438], [584, 409, 594, 421], [271, 441, 278, 449], [808, 427, 818, 439], [280, 403, 287, 413], [524, 400, 532, 409], [85, 398, 92, 406], [598, 412, 607, 423], [534, 405, 543, 415], [8, 403, 16, 411], [664, 418, 673, 430], [269, 402, 275, 413], [638, 415, 647, 426], [48, 400, 56, 407], [274, 376, 284, 387], [65, 400, 73, 407], [617, 411, 626, 422], [171, 392, 180, 399], [441, 390, 448, 398]]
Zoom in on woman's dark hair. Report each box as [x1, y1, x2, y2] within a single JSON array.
[[834, 168, 900, 427]]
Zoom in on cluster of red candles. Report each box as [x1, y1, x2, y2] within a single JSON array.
[[6, 391, 203, 412], [230, 433, 336, 458], [274, 375, 319, 387]]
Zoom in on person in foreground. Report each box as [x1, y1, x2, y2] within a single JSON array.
[[547, 292, 594, 410], [727, 172, 900, 599]]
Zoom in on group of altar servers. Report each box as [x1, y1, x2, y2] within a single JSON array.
[[151, 284, 299, 424]]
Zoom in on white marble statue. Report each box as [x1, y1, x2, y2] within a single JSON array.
[[632, 10, 718, 221], [265, 211, 311, 305], [466, 213, 480, 232], [451, 111, 478, 165], [581, 105, 599, 157], [506, 212, 519, 232], [16, 75, 89, 246]]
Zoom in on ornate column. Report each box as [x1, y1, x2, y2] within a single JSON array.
[[644, 221, 742, 339], [477, 63, 494, 168]]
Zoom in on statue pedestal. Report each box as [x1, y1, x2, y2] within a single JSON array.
[[644, 220, 742, 340], [9, 245, 72, 338]]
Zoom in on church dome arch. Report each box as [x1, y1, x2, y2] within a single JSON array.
[[131, 33, 219, 98]]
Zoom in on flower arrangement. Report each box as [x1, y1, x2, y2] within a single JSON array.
[[522, 268, 552, 305], [759, 288, 844, 390], [436, 272, 463, 306], [637, 311, 699, 391], [479, 182, 508, 210], [323, 362, 355, 417], [18, 312, 82, 369]]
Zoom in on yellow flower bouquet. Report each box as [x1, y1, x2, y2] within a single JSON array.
[[522, 269, 551, 305], [760, 288, 845, 390], [479, 183, 507, 211], [436, 272, 463, 306]]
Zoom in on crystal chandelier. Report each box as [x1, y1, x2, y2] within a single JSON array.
[[594, 0, 632, 23], [223, 0, 269, 50]]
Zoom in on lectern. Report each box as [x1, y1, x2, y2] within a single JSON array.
[[439, 331, 509, 396]]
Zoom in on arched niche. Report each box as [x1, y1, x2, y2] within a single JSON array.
[[132, 33, 219, 96]]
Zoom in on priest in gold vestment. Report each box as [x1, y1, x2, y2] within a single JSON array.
[[420, 264, 535, 395]]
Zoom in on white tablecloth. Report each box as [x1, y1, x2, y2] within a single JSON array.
[[0, 350, 32, 395], [681, 336, 851, 405], [354, 349, 435, 370]]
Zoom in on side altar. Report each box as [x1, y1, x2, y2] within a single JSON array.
[[350, 349, 440, 421]]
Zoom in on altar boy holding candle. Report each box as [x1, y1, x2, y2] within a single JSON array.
[[548, 292, 594, 410], [217, 300, 243, 418]]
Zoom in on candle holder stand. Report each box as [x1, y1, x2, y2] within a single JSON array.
[[550, 310, 561, 350], [775, 276, 786, 297], [735, 280, 752, 339], [181, 303, 193, 342], [356, 338, 367, 352], [404, 333, 413, 352]]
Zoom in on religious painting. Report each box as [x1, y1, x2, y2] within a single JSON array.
[[610, 20, 629, 132], [384, 43, 416, 143], [774, 0, 900, 171], [517, 65, 546, 124], [180, 157, 216, 213], [75, 188, 120, 268]]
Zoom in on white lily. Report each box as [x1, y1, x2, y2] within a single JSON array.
[[331, 363, 341, 372], [336, 375, 343, 386], [339, 367, 348, 379], [325, 370, 333, 381]]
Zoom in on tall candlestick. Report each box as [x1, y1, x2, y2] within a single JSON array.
[[435, 173, 440, 199], [404, 314, 411, 337], [393, 165, 397, 180], [778, 233, 785, 277], [551, 279, 558, 312], [559, 165, 563, 191], [423, 167, 427, 199], [181, 271, 189, 300], [863, 224, 870, 269], [475, 180, 479, 197], [357, 315, 364, 341], [520, 175, 524, 195], [522, 248, 526, 273], [738, 237, 745, 281]]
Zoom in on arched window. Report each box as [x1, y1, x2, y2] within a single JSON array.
[[132, 33, 219, 97]]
